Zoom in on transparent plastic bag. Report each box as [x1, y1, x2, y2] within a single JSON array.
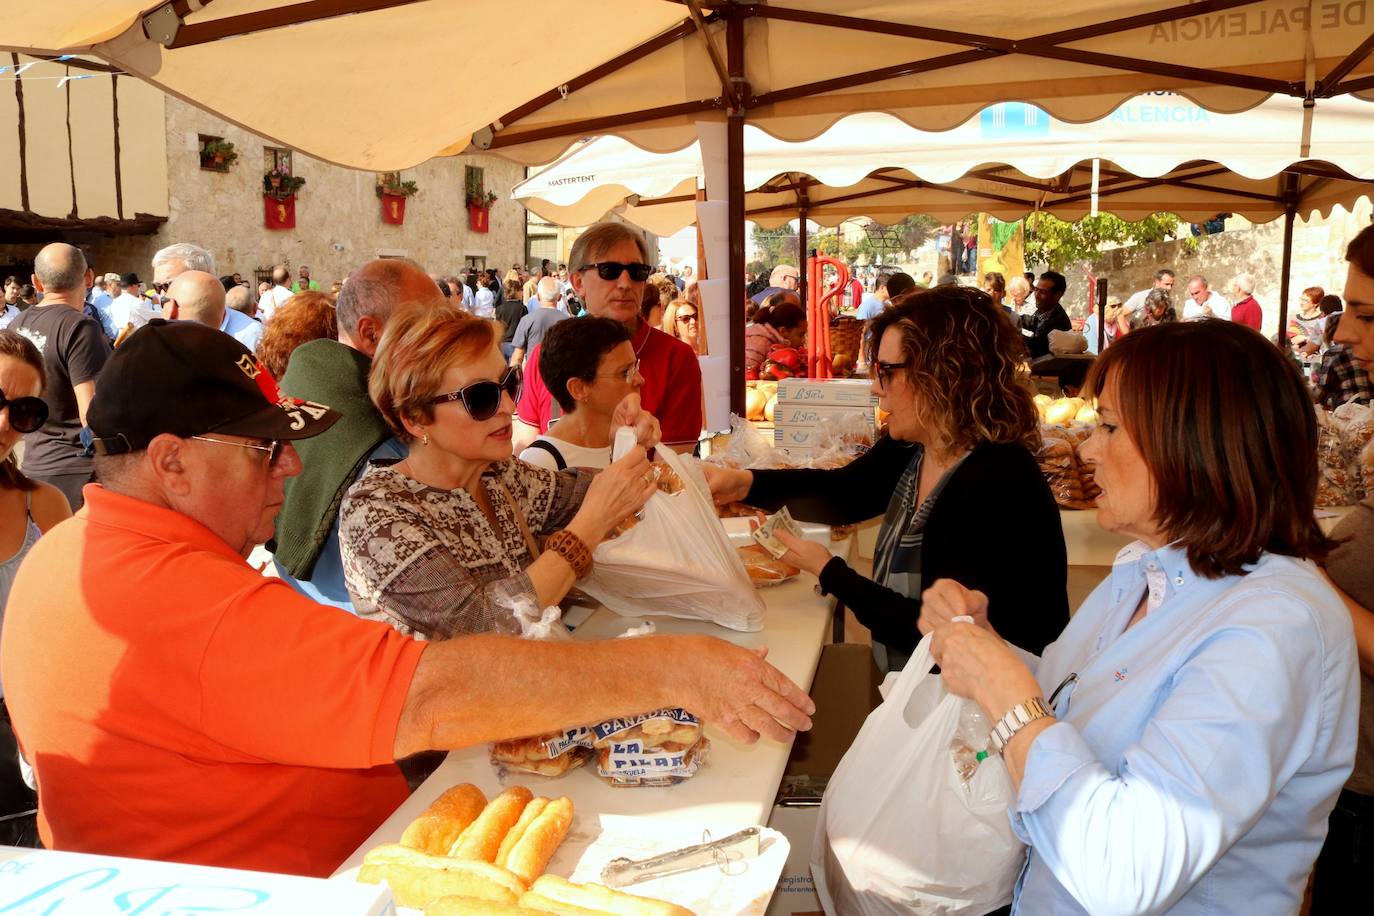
[[490, 578, 571, 641], [581, 445, 766, 631]]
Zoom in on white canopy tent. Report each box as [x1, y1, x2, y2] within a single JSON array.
[[513, 94, 1374, 234]]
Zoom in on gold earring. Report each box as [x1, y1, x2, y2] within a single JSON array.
[[421, 431, 430, 446]]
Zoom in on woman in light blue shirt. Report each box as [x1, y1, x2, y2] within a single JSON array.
[[924, 319, 1359, 915]]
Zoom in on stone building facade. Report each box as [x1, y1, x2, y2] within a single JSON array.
[[0, 57, 524, 284]]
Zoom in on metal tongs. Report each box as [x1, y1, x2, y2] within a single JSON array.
[[599, 827, 762, 887]]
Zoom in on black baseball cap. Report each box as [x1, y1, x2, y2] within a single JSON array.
[[120, 272, 141, 286], [89, 319, 339, 455]]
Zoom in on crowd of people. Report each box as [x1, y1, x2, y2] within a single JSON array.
[[0, 218, 1369, 915]]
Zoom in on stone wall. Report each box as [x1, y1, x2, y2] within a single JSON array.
[[0, 95, 526, 284], [1048, 198, 1374, 339]]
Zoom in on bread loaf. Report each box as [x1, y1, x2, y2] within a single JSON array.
[[494, 797, 549, 868], [449, 786, 535, 862], [502, 797, 574, 886], [358, 844, 525, 908], [522, 875, 696, 916], [401, 783, 489, 855], [424, 896, 549, 915]]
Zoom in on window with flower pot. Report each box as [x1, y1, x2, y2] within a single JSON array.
[[199, 135, 237, 172], [264, 146, 292, 175]]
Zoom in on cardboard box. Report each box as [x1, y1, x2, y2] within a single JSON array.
[[0, 847, 393, 914], [765, 804, 824, 916], [776, 378, 878, 408], [772, 402, 875, 430]]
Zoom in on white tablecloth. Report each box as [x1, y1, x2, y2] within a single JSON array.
[[334, 539, 851, 877]]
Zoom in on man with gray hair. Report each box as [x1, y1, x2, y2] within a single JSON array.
[[12, 242, 110, 510], [515, 221, 703, 452], [225, 284, 257, 320], [1230, 273, 1263, 331], [163, 270, 263, 352], [154, 243, 263, 349], [270, 258, 442, 609], [508, 276, 568, 369], [1184, 274, 1232, 321], [151, 242, 215, 288]]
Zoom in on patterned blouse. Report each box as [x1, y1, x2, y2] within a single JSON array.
[[339, 458, 593, 640]]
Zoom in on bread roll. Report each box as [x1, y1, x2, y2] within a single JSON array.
[[516, 893, 605, 915], [402, 784, 489, 855], [524, 875, 696, 916], [425, 896, 548, 915], [495, 797, 549, 868], [503, 797, 574, 885], [358, 845, 525, 908], [450, 786, 535, 862]]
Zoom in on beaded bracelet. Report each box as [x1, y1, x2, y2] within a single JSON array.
[[545, 529, 593, 579]]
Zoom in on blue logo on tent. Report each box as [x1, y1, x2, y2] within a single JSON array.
[[979, 103, 1050, 138]]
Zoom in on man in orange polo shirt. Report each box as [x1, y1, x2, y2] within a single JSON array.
[[1, 320, 813, 877]]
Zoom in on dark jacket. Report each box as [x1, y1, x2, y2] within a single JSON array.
[[1018, 303, 1073, 359], [748, 435, 1069, 655]]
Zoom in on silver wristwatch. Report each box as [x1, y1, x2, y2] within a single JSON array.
[[989, 696, 1053, 756]]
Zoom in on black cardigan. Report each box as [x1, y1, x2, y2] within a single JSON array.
[[747, 436, 1069, 656]]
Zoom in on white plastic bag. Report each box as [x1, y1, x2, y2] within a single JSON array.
[[813, 633, 1025, 915], [580, 445, 765, 631]]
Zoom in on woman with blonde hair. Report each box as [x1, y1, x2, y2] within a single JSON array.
[[709, 285, 1068, 671], [340, 303, 659, 641], [662, 297, 704, 355], [255, 290, 338, 379]]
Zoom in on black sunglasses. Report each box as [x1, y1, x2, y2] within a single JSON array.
[[874, 361, 906, 390], [0, 389, 48, 434], [431, 367, 522, 421], [579, 261, 652, 282]]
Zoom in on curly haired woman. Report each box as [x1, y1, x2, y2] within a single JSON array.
[[708, 285, 1068, 670]]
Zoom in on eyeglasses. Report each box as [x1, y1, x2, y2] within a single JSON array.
[[0, 389, 48, 433], [675, 313, 698, 323], [578, 261, 652, 283], [189, 435, 286, 465], [432, 366, 522, 421], [874, 361, 906, 390], [597, 359, 641, 384], [152, 282, 169, 293]]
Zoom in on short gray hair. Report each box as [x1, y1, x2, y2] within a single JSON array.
[[335, 257, 430, 338], [1232, 273, 1255, 296], [225, 286, 254, 315], [152, 242, 215, 274], [568, 222, 650, 276], [537, 276, 560, 302]]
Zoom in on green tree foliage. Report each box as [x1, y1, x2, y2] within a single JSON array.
[[751, 224, 798, 267], [1024, 212, 1183, 271]]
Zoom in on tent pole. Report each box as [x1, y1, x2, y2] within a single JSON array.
[[1096, 277, 1108, 354], [726, 8, 747, 417], [798, 197, 809, 308], [1276, 171, 1299, 348], [1277, 205, 1296, 348]]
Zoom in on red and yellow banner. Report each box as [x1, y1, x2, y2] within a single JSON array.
[[264, 195, 296, 230], [381, 194, 406, 225], [468, 203, 489, 233]]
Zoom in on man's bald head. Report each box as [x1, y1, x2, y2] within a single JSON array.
[[225, 285, 256, 318], [335, 258, 442, 356], [33, 243, 89, 297], [165, 270, 227, 328]]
